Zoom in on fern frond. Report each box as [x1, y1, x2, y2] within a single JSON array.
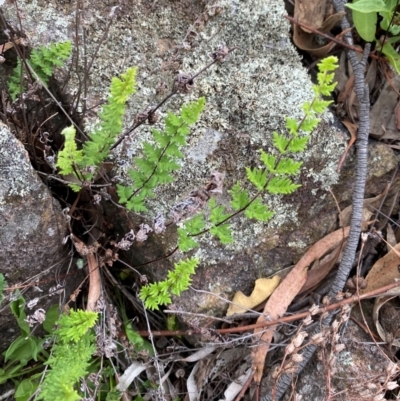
[[245, 167, 267, 190], [272, 132, 290, 154], [56, 127, 83, 177], [177, 228, 199, 252], [300, 117, 320, 132], [81, 67, 137, 172], [287, 136, 310, 153], [229, 182, 251, 211], [275, 157, 302, 175], [245, 198, 274, 221], [260, 150, 276, 173], [8, 41, 72, 101], [209, 198, 230, 225], [119, 98, 205, 211], [267, 177, 301, 194], [285, 118, 298, 135], [37, 309, 97, 401], [57, 309, 98, 343], [140, 258, 199, 309], [37, 333, 95, 401], [210, 223, 233, 244]]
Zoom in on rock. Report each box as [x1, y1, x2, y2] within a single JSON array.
[[0, 122, 78, 352], [1, 0, 399, 324]]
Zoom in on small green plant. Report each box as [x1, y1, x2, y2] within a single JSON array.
[[37, 309, 98, 401], [139, 257, 199, 310], [56, 67, 137, 191], [346, 0, 400, 73], [8, 41, 72, 101]]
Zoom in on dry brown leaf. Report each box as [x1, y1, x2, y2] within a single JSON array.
[[373, 296, 400, 346], [299, 238, 345, 295], [337, 119, 357, 172], [292, 24, 336, 58], [360, 243, 400, 295], [339, 186, 390, 229], [370, 74, 400, 140], [292, 0, 344, 57], [0, 38, 27, 54], [226, 276, 281, 316], [251, 227, 350, 383], [295, 0, 327, 32]]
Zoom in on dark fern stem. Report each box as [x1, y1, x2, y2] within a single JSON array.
[[262, 1, 371, 399]]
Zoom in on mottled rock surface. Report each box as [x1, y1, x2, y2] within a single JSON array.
[[0, 122, 76, 352]]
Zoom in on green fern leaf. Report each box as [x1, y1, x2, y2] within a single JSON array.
[[210, 224, 233, 244], [165, 112, 182, 128], [164, 143, 184, 158], [272, 132, 290, 154], [245, 198, 275, 221], [275, 157, 302, 175], [285, 118, 298, 135], [184, 214, 205, 234], [209, 198, 231, 224], [318, 56, 339, 73], [126, 194, 148, 212], [229, 182, 251, 211], [318, 82, 337, 96], [181, 97, 206, 124], [245, 167, 267, 191], [267, 177, 301, 194], [9, 41, 72, 101], [300, 117, 320, 132], [152, 170, 174, 184], [142, 142, 163, 162], [152, 129, 170, 147], [260, 150, 276, 172], [311, 99, 333, 113], [81, 67, 137, 169], [139, 258, 198, 310], [37, 332, 95, 401], [287, 136, 310, 153], [116, 184, 132, 204], [56, 126, 83, 176], [57, 310, 98, 343], [177, 228, 199, 252]]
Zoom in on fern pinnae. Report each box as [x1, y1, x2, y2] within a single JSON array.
[[117, 97, 206, 212]]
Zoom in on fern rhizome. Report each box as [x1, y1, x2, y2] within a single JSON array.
[[55, 55, 339, 310]]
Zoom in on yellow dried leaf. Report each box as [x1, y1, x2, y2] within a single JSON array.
[[226, 276, 280, 316]]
